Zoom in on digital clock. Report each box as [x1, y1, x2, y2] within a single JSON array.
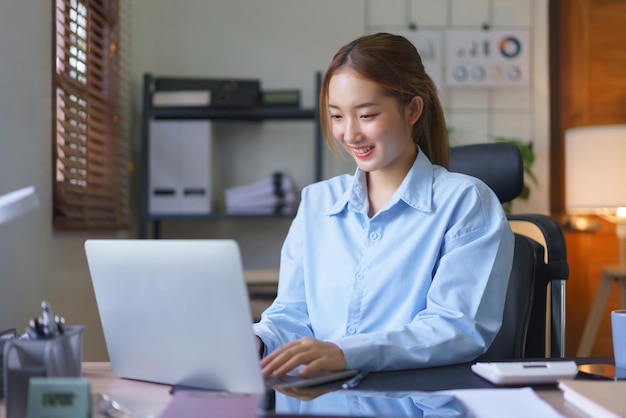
[[27, 377, 90, 418]]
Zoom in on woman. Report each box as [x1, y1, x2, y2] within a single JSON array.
[[253, 32, 514, 378]]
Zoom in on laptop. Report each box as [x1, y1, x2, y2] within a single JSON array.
[[85, 239, 265, 394]]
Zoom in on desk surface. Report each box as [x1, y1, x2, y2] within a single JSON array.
[[1, 362, 594, 418]]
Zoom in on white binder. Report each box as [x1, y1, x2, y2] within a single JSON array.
[[149, 120, 212, 214]]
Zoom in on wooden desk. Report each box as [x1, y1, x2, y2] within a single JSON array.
[[83, 362, 172, 416], [0, 362, 592, 418]]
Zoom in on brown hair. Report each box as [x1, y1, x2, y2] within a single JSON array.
[[319, 32, 449, 168]]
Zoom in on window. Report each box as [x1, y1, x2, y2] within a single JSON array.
[[53, 0, 131, 229]]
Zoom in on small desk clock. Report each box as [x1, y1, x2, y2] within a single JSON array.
[[27, 377, 91, 418]]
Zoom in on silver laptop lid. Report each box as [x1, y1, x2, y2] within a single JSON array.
[[85, 239, 264, 394]]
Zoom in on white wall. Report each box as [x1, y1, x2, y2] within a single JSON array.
[[0, 0, 549, 361]]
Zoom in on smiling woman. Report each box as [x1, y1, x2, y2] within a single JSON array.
[[53, 0, 131, 229], [253, 33, 515, 379]]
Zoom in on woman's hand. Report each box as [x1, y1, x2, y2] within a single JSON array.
[[260, 337, 346, 377]]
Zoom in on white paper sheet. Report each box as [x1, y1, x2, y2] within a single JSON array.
[[442, 387, 565, 418]]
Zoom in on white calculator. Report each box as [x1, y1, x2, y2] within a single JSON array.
[[471, 361, 578, 385]]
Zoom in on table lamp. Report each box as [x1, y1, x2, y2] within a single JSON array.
[[565, 124, 626, 266], [567, 125, 626, 357], [0, 186, 40, 226]]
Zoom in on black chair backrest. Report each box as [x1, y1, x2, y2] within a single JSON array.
[[481, 234, 539, 359], [508, 214, 569, 357], [448, 142, 524, 204], [449, 142, 569, 359]]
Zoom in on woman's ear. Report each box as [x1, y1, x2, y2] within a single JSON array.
[[407, 96, 423, 125]]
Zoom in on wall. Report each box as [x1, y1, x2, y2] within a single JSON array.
[[0, 0, 549, 362]]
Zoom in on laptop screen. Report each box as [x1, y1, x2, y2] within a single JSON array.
[[85, 239, 264, 394]]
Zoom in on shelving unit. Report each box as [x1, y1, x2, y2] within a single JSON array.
[[138, 73, 322, 239]]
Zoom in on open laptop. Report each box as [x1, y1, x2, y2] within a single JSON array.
[[85, 239, 265, 394]]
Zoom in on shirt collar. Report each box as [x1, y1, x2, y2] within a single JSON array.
[[325, 147, 435, 216]]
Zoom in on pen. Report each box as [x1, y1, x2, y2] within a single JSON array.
[[342, 371, 368, 389]]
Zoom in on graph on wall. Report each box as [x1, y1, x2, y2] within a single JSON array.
[[446, 29, 530, 87]]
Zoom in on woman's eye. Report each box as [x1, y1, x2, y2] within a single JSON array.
[[360, 113, 377, 120], [330, 114, 342, 120]]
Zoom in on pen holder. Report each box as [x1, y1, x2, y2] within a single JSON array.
[[2, 325, 84, 418], [0, 330, 18, 398]]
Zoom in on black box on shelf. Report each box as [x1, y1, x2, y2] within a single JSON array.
[[153, 77, 261, 108]]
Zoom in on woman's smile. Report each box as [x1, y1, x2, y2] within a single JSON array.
[[352, 145, 375, 158]]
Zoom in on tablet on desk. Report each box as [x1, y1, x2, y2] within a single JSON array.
[[264, 369, 359, 389], [170, 369, 359, 393]]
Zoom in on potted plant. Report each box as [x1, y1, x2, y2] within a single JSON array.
[[494, 136, 537, 214]]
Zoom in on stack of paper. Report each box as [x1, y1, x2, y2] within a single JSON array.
[[224, 171, 297, 215], [558, 379, 626, 418]]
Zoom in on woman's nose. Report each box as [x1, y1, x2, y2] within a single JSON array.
[[343, 119, 360, 143]]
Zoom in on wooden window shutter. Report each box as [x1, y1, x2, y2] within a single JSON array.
[[53, 0, 131, 229]]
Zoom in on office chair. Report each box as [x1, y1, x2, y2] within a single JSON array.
[[508, 213, 569, 357], [448, 142, 569, 359]]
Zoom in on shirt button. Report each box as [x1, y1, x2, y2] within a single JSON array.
[[369, 232, 379, 240], [355, 273, 364, 281], [347, 326, 356, 334]]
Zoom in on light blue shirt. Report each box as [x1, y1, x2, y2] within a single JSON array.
[[253, 149, 514, 372]]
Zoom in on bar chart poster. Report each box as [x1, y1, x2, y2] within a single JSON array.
[[446, 29, 530, 87]]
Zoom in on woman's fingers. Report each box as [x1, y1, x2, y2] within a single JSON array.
[[260, 338, 346, 377]]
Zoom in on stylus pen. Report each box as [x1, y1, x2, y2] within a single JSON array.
[[342, 371, 368, 389]]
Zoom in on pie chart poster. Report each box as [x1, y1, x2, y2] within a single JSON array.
[[446, 29, 530, 87]]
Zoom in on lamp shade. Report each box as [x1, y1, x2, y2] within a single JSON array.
[[565, 124, 626, 213]]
